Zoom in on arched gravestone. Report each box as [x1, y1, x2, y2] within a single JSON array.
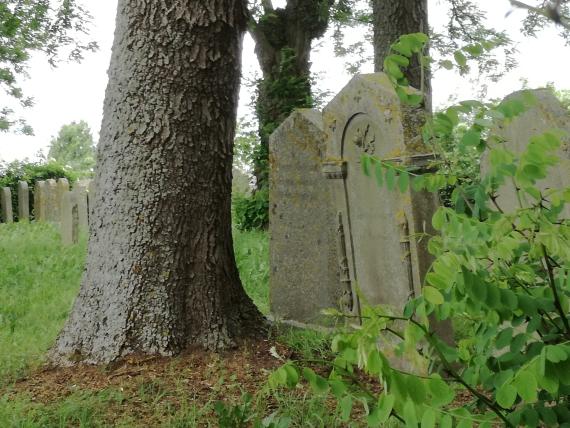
[[322, 73, 438, 312], [486, 89, 570, 216], [269, 109, 342, 324]]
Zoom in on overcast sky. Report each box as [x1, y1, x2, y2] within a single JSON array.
[[0, 0, 569, 162]]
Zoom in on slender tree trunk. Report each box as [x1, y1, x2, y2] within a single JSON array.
[[50, 0, 263, 366], [372, 0, 431, 108]]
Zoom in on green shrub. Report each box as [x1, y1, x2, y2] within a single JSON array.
[[0, 160, 76, 220], [233, 188, 269, 231]]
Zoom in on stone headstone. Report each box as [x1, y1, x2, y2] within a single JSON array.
[[488, 89, 570, 216], [61, 192, 79, 245], [56, 178, 70, 222], [34, 180, 47, 221], [17, 181, 30, 221], [322, 73, 439, 312], [1, 187, 13, 223], [72, 183, 89, 233], [45, 179, 58, 222], [269, 109, 342, 324]]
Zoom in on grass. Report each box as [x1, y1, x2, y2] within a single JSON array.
[[0, 222, 347, 427], [0, 222, 86, 383]]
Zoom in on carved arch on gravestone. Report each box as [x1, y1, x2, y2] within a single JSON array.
[[323, 73, 414, 312]]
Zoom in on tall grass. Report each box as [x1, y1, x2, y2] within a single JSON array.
[[0, 222, 86, 382]]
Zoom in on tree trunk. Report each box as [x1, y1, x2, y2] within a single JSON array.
[[50, 0, 263, 366], [372, 0, 431, 107], [249, 0, 331, 191]]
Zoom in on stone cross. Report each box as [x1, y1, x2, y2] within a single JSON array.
[[1, 187, 13, 223], [17, 181, 30, 221]]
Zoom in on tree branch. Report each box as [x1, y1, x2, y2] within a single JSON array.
[[510, 0, 570, 30]]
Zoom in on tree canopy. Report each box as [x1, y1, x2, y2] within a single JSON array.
[[0, 1, 96, 134]]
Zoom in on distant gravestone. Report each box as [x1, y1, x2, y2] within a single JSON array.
[[45, 179, 58, 222], [1, 187, 13, 223], [34, 181, 47, 221], [61, 192, 79, 245], [489, 89, 570, 215], [17, 181, 30, 221], [269, 109, 343, 324], [322, 73, 439, 312], [56, 178, 70, 222], [72, 182, 89, 233]]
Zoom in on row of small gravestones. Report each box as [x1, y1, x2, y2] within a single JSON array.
[[268, 72, 570, 328], [0, 178, 93, 245]]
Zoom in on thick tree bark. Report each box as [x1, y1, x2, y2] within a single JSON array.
[[372, 0, 431, 107], [50, 0, 263, 366], [249, 0, 331, 190]]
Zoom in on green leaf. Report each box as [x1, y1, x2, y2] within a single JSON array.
[[283, 364, 299, 387], [426, 272, 448, 289], [376, 394, 395, 424], [440, 60, 453, 70], [423, 286, 444, 305], [440, 414, 453, 428], [403, 400, 418, 428], [339, 395, 352, 422], [367, 349, 383, 375], [398, 172, 410, 193], [421, 408, 436, 428], [386, 54, 410, 67], [515, 371, 538, 403], [546, 345, 569, 363], [496, 382, 517, 408], [385, 166, 396, 190], [361, 154, 371, 176], [374, 162, 384, 187], [454, 50, 467, 67], [428, 377, 455, 406], [461, 129, 480, 147]]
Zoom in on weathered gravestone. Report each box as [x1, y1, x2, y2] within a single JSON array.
[[61, 191, 79, 245], [322, 73, 439, 314], [269, 109, 342, 324], [487, 89, 570, 215], [72, 182, 89, 233], [45, 179, 58, 222], [1, 187, 13, 223], [34, 180, 48, 221], [18, 181, 29, 221], [56, 178, 70, 222]]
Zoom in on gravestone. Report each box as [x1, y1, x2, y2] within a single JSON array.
[[72, 182, 89, 233], [18, 181, 29, 221], [269, 109, 343, 324], [1, 187, 13, 223], [34, 181, 47, 221], [45, 179, 58, 222], [61, 192, 79, 245], [322, 73, 439, 313], [489, 89, 570, 215], [56, 178, 70, 222]]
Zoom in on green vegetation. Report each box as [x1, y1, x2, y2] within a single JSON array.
[[48, 121, 97, 176], [0, 160, 77, 221], [0, 222, 85, 382]]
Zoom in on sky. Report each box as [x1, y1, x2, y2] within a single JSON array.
[[0, 0, 569, 162]]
